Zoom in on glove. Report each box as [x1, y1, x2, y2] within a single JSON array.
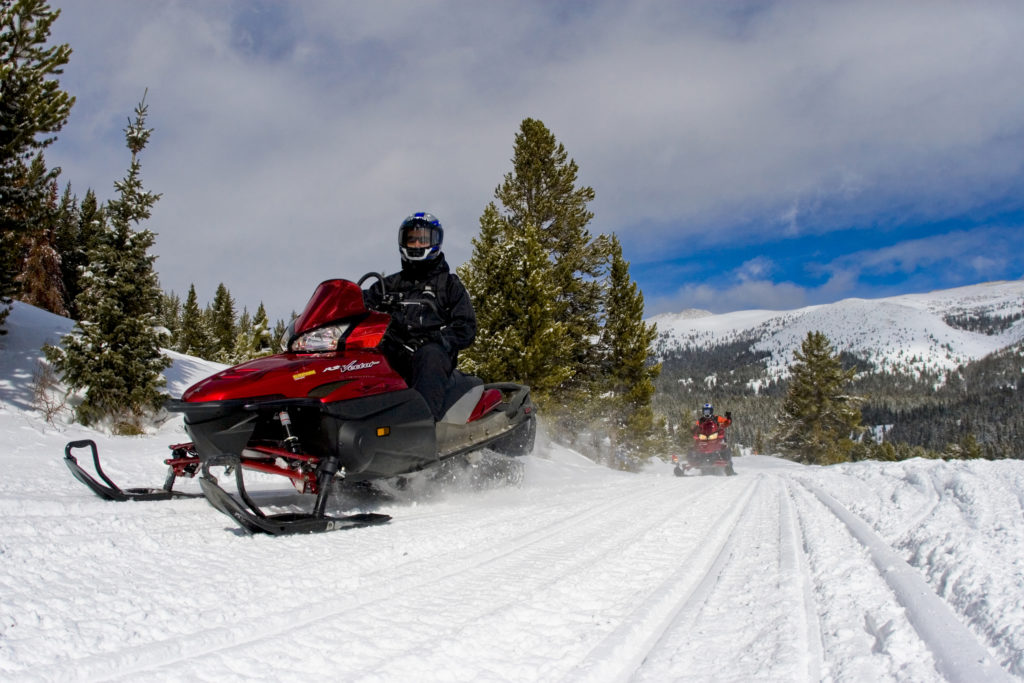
[[725, 411, 732, 420], [410, 330, 450, 353], [388, 318, 409, 343]]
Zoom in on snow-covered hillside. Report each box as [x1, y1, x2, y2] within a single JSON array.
[[650, 280, 1024, 378], [1, 301, 1023, 681], [0, 302, 224, 413]]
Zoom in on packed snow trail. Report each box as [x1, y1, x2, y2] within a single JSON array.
[[3, 431, 1020, 682]]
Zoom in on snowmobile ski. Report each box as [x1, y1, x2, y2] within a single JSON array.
[[63, 440, 202, 501], [198, 461, 390, 536]]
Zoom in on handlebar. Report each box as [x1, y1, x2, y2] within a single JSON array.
[[357, 272, 386, 292]]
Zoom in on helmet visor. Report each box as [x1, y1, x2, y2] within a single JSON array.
[[402, 224, 438, 248], [399, 220, 442, 260]]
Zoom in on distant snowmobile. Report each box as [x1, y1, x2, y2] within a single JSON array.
[[62, 273, 536, 535], [673, 410, 735, 476]]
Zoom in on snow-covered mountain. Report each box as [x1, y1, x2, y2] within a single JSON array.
[[649, 279, 1024, 378]]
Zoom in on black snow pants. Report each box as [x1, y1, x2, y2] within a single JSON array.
[[392, 342, 452, 421]]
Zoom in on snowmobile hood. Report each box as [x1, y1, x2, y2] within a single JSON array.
[[180, 351, 405, 403]]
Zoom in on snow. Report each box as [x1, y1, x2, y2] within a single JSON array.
[[1, 299, 1023, 681]]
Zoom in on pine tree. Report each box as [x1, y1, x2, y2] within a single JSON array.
[[1, 0, 74, 332], [493, 119, 607, 397], [273, 317, 288, 347], [233, 307, 252, 362], [599, 234, 660, 451], [773, 331, 863, 464], [177, 284, 213, 358], [55, 188, 104, 320], [943, 432, 985, 460], [753, 429, 766, 454], [460, 119, 610, 408], [155, 289, 181, 349], [45, 95, 169, 430], [458, 207, 572, 403], [14, 159, 65, 314], [208, 282, 236, 362], [231, 303, 272, 362], [51, 182, 78, 309], [16, 218, 64, 314], [251, 302, 271, 357]]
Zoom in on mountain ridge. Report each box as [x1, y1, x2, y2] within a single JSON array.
[[649, 279, 1024, 378]]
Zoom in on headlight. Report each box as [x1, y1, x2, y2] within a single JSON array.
[[290, 323, 349, 352]]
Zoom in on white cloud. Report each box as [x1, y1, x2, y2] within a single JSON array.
[[649, 279, 811, 315], [45, 1, 1024, 320], [823, 226, 1017, 279]]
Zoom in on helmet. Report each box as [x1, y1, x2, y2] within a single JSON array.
[[399, 212, 443, 262], [702, 403, 713, 418]]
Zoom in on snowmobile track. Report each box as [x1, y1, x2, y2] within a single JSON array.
[[794, 477, 1011, 683], [623, 474, 830, 682], [569, 476, 762, 681], [779, 477, 826, 682]]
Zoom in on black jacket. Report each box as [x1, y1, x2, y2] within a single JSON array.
[[363, 255, 476, 363]]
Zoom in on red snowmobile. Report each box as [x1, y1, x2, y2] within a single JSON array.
[[672, 415, 735, 476], [62, 274, 536, 535]]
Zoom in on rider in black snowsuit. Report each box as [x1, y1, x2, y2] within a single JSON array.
[[363, 212, 476, 420]]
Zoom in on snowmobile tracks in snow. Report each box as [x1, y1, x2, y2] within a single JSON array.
[[36, 470, 1014, 680], [792, 477, 1010, 683], [570, 474, 1010, 682], [40, 478, 695, 680]]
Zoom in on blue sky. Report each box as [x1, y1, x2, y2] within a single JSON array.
[[45, 1, 1024, 322]]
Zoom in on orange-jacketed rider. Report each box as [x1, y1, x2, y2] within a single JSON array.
[[692, 402, 731, 435]]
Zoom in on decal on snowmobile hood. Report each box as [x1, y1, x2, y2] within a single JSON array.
[[327, 360, 381, 373]]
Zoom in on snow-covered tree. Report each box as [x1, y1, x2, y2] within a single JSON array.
[[461, 119, 665, 457], [208, 282, 236, 362], [459, 207, 572, 402], [232, 307, 252, 362], [461, 119, 609, 403], [155, 289, 181, 349], [55, 188, 105, 320], [13, 159, 64, 314], [599, 234, 660, 450], [243, 302, 272, 359], [45, 95, 169, 430], [495, 119, 607, 396], [16, 221, 64, 314], [1, 0, 74, 333], [230, 303, 272, 362], [272, 316, 289, 350], [177, 283, 213, 358], [773, 331, 863, 464]]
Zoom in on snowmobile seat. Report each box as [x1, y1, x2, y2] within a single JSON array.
[[438, 371, 485, 424]]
